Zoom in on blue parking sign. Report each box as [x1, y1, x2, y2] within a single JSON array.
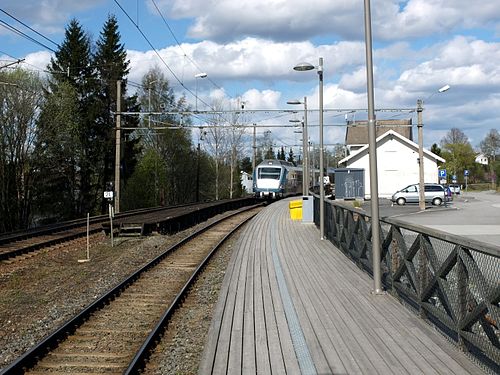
[[464, 169, 469, 176], [439, 169, 447, 178]]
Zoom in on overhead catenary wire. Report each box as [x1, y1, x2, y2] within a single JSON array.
[[149, 0, 228, 97], [0, 8, 60, 48], [0, 19, 57, 53], [113, 0, 215, 112]]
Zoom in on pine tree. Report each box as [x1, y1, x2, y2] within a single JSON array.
[[94, 14, 141, 212], [36, 19, 99, 220], [278, 146, 286, 160], [287, 148, 295, 165], [264, 146, 275, 159]]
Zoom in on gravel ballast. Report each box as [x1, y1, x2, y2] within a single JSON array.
[[0, 213, 242, 371]]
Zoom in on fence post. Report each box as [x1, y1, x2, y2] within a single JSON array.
[[418, 234, 428, 320], [456, 249, 467, 351]]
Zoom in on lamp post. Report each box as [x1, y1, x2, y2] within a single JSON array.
[[294, 58, 324, 240], [363, 0, 382, 294], [417, 84, 450, 211], [194, 72, 207, 112], [287, 97, 309, 196]]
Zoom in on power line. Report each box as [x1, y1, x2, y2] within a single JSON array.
[[149, 0, 228, 96], [0, 19, 57, 53], [113, 1, 200, 102], [0, 8, 59, 48], [113, 0, 228, 117]]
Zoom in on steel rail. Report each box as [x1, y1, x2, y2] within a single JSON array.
[[0, 200, 243, 261], [0, 205, 174, 246], [124, 208, 258, 373], [0, 203, 262, 375]]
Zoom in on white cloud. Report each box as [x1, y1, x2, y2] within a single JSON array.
[[154, 0, 362, 41], [23, 51, 52, 73], [397, 36, 500, 93], [0, 0, 104, 35], [241, 89, 281, 109], [153, 0, 500, 42], [126, 38, 366, 87], [377, 0, 500, 40]]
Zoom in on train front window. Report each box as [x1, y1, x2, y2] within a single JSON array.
[[258, 167, 281, 180]]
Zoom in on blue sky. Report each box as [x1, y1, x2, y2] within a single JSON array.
[[1, 0, 499, 154]]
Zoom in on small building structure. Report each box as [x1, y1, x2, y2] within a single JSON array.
[[334, 168, 365, 199], [475, 153, 489, 165], [345, 119, 413, 155], [240, 171, 253, 194], [338, 130, 445, 199]]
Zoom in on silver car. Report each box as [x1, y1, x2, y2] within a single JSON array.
[[391, 183, 445, 206]]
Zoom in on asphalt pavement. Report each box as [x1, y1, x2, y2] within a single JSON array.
[[337, 190, 500, 248]]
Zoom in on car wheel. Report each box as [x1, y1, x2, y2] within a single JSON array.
[[432, 197, 442, 206], [396, 197, 406, 206]]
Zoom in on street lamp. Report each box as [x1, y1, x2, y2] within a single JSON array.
[[194, 72, 207, 112], [293, 58, 325, 240], [363, 0, 383, 294], [287, 97, 309, 196], [417, 84, 450, 211]]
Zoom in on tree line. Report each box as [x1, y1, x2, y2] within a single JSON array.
[[0, 16, 255, 233], [431, 127, 500, 186], [2, 17, 498, 233]]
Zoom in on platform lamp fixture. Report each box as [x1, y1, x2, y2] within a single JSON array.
[[417, 84, 450, 211], [287, 97, 309, 196], [293, 58, 325, 240], [194, 72, 207, 112]]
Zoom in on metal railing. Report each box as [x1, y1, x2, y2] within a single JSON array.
[[314, 197, 500, 373]]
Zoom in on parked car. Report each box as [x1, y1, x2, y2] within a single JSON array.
[[449, 183, 461, 194], [391, 183, 446, 206]]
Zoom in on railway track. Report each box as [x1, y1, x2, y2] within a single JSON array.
[[0, 206, 171, 262], [0, 199, 256, 262], [1, 204, 261, 375]]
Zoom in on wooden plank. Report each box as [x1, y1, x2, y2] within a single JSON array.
[[226, 219, 253, 374], [280, 216, 374, 374], [263, 214, 302, 375], [198, 220, 249, 374], [272, 206, 331, 373], [241, 216, 260, 374], [253, 220, 272, 375], [260, 226, 287, 375], [204, 219, 253, 374]]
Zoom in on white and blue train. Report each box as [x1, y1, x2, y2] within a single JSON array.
[[253, 159, 302, 199]]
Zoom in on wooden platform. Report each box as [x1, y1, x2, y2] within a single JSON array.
[[199, 199, 486, 374]]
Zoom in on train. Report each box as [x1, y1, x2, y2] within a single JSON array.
[[253, 159, 303, 198]]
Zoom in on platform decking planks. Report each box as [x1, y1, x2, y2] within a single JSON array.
[[199, 199, 485, 374]]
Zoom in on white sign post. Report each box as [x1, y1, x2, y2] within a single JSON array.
[[78, 213, 91, 263], [464, 169, 469, 194], [104, 190, 114, 247]]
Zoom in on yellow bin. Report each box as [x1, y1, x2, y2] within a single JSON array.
[[289, 199, 302, 220]]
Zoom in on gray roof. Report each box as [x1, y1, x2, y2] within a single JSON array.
[[345, 119, 413, 145]]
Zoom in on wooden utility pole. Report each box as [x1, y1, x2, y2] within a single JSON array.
[[114, 80, 121, 213]]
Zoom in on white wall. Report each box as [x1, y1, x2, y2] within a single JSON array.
[[345, 137, 440, 199]]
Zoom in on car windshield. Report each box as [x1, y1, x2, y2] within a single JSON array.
[[402, 185, 417, 192], [258, 167, 281, 180]]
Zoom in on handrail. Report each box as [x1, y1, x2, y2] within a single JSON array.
[[313, 197, 500, 374]]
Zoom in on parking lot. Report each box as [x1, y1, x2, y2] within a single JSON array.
[[345, 191, 500, 247]]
